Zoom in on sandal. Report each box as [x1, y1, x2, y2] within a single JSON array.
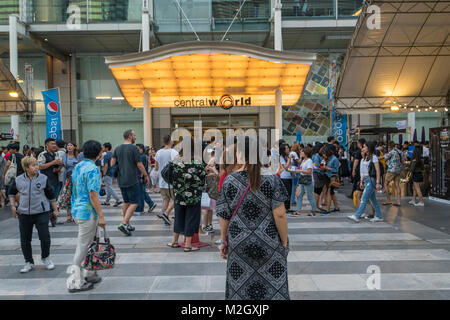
[[393, 203, 401, 207], [307, 212, 316, 216], [66, 218, 74, 223], [331, 208, 340, 212], [382, 202, 393, 206], [167, 242, 181, 248], [184, 247, 200, 252]]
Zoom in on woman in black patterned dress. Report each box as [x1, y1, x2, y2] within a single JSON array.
[[216, 137, 290, 300]]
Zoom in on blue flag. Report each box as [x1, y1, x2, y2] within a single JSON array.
[[42, 88, 62, 140]]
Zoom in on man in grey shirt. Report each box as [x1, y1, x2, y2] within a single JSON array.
[[111, 129, 149, 236]]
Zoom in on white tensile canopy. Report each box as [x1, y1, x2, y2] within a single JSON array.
[[335, 0, 450, 114]]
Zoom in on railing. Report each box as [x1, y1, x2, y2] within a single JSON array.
[[0, 0, 19, 25], [281, 0, 364, 19]]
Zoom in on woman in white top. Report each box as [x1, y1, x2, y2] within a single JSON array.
[[292, 146, 319, 216], [279, 143, 293, 212], [348, 141, 383, 222]]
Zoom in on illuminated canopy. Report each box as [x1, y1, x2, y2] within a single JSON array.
[[335, 0, 450, 114], [105, 41, 316, 108]]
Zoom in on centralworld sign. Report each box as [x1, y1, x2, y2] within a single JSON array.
[[174, 95, 252, 110]]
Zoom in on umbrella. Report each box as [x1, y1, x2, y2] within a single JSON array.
[[399, 134, 403, 145], [421, 126, 426, 144], [413, 128, 417, 142]]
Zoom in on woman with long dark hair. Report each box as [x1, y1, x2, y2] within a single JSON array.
[[279, 143, 293, 212], [408, 146, 425, 206], [57, 141, 80, 223], [217, 136, 290, 300], [348, 141, 383, 222]]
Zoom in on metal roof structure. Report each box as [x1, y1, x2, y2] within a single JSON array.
[[0, 58, 29, 115], [335, 0, 450, 114]]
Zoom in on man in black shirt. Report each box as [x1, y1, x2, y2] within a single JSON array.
[[38, 138, 62, 226], [111, 129, 149, 236]]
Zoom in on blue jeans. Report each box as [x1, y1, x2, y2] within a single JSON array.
[[355, 176, 383, 219], [136, 183, 154, 212], [291, 174, 299, 204], [103, 175, 120, 202], [296, 182, 317, 212]]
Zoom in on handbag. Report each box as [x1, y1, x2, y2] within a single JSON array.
[[201, 192, 211, 208], [329, 174, 341, 188], [224, 183, 250, 251], [5, 154, 17, 186], [298, 174, 312, 185], [82, 227, 116, 271]]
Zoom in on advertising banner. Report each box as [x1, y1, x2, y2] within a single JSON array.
[[335, 113, 347, 147], [42, 88, 62, 140]]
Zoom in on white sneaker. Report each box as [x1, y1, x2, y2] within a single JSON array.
[[408, 200, 416, 205], [370, 217, 384, 222], [20, 262, 34, 273], [347, 215, 360, 223], [42, 258, 55, 270], [414, 202, 424, 207]]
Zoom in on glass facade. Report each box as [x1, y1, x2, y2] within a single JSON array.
[[18, 0, 142, 24], [76, 56, 144, 146], [153, 0, 271, 33], [281, 0, 364, 19]]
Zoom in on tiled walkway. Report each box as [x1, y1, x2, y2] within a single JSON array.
[[0, 185, 450, 300]]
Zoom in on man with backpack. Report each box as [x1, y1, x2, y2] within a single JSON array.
[[383, 141, 403, 206], [101, 143, 122, 207]]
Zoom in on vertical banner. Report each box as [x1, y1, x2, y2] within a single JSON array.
[[335, 113, 347, 147], [42, 88, 62, 140], [328, 86, 336, 136]]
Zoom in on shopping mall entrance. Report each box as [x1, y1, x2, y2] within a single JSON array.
[[105, 41, 316, 146]]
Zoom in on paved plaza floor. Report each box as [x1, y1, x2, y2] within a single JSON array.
[[0, 182, 449, 300]]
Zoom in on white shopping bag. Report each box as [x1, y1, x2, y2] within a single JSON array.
[[201, 192, 211, 208]]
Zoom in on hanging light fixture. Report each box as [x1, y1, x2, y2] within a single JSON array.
[[391, 105, 400, 111]]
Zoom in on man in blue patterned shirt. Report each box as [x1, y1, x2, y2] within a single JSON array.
[[68, 140, 106, 293], [383, 141, 403, 206]]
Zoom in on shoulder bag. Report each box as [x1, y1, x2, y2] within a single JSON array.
[[82, 227, 115, 271], [298, 174, 312, 185], [5, 154, 17, 186], [223, 183, 250, 251]]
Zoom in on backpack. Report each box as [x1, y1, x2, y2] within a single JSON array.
[[5, 154, 17, 186], [206, 175, 220, 200], [161, 162, 174, 185]]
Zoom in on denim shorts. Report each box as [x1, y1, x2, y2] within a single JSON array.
[[120, 184, 140, 204]]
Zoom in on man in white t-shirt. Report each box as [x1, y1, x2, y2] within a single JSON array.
[[155, 135, 179, 225]]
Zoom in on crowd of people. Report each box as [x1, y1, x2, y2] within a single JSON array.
[[1, 130, 431, 299]]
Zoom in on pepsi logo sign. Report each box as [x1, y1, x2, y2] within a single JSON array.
[[47, 101, 59, 116]]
